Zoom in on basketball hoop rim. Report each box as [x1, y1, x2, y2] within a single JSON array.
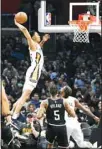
[[68, 20, 93, 25], [68, 20, 93, 31]]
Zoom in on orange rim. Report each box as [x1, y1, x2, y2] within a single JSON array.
[[68, 20, 92, 31]]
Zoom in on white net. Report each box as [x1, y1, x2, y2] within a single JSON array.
[[70, 24, 90, 43]]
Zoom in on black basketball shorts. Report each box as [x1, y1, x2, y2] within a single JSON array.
[[46, 124, 68, 147]]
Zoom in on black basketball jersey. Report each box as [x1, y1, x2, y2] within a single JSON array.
[[46, 98, 65, 125]]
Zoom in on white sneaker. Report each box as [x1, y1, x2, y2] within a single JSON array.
[[69, 141, 75, 148], [84, 141, 93, 148]]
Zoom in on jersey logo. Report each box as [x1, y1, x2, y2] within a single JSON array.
[[30, 52, 41, 81]]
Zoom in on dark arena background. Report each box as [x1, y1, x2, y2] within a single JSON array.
[[1, 0, 102, 149]]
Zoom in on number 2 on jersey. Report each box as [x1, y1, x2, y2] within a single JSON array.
[[31, 52, 41, 81], [54, 110, 60, 120]]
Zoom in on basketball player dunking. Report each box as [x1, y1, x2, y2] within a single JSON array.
[[12, 19, 50, 119], [37, 84, 76, 149], [60, 86, 100, 148]]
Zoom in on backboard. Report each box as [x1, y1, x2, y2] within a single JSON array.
[[38, 0, 101, 33], [69, 2, 100, 24]]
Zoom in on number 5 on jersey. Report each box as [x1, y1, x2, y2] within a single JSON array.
[[31, 52, 41, 81], [54, 110, 60, 120]]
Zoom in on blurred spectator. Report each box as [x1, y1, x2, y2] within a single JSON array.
[[17, 106, 27, 123], [76, 88, 84, 102], [2, 63, 18, 79], [44, 80, 50, 93], [29, 93, 41, 108], [76, 102, 89, 122], [95, 100, 102, 117], [27, 104, 36, 114], [57, 77, 64, 91], [50, 71, 57, 80], [74, 73, 86, 89], [73, 54, 85, 66], [3, 44, 13, 59], [3, 59, 8, 68], [91, 74, 101, 95], [1, 28, 102, 148], [16, 113, 41, 148], [41, 94, 47, 100]]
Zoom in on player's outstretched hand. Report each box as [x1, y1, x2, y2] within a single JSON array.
[[42, 34, 50, 42], [14, 18, 18, 25], [14, 18, 26, 31], [94, 116, 100, 123]]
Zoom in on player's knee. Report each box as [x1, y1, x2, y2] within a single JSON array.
[[18, 92, 31, 105], [25, 93, 31, 101], [27, 90, 31, 97]]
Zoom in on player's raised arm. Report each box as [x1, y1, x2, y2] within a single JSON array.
[[64, 99, 76, 118], [40, 34, 50, 48], [37, 100, 48, 119], [75, 100, 100, 123], [14, 19, 37, 51]]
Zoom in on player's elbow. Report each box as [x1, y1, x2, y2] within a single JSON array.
[[37, 111, 43, 119], [37, 114, 43, 119], [37, 107, 45, 119], [69, 110, 76, 118], [72, 113, 76, 118]]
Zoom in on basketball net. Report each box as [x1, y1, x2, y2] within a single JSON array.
[[69, 14, 92, 43]]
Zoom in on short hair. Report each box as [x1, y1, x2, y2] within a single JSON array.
[[49, 84, 57, 97], [63, 86, 72, 98], [27, 113, 33, 118], [28, 103, 35, 109]]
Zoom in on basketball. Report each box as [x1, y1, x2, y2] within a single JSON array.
[[15, 12, 27, 24]]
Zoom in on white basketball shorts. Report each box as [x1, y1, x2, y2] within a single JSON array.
[[23, 66, 40, 92], [66, 118, 84, 145]]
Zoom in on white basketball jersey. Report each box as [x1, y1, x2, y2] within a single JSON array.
[[65, 96, 77, 120], [29, 43, 44, 81]]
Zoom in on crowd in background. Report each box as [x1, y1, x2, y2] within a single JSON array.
[[2, 32, 102, 120], [1, 0, 102, 148], [1, 32, 102, 148]]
